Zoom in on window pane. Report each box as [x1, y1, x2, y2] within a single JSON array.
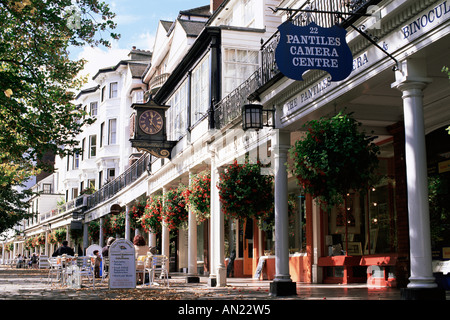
[[110, 82, 118, 98], [109, 119, 117, 144], [90, 102, 98, 116], [90, 135, 97, 158]]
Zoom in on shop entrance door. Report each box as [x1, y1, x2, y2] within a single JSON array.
[[243, 219, 253, 275]]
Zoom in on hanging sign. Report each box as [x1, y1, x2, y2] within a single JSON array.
[[275, 22, 353, 81], [109, 239, 136, 289]]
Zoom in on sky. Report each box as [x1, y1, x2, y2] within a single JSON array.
[[73, 0, 210, 88]]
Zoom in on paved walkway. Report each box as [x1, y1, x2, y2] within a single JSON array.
[[1, 265, 448, 301], [1, 265, 448, 318]]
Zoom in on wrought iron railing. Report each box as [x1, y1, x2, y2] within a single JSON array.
[[87, 153, 151, 208], [214, 0, 380, 129]]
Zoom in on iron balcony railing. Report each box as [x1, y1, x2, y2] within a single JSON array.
[[87, 153, 151, 208], [214, 0, 381, 129], [33, 153, 151, 226]]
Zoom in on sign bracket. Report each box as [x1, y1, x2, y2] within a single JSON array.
[[270, 7, 399, 71]]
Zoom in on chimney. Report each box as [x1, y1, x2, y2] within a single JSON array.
[[210, 0, 225, 13]]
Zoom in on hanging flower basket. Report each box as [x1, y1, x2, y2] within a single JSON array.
[[54, 228, 66, 244], [163, 186, 188, 230], [288, 111, 380, 207], [24, 238, 34, 250], [141, 195, 163, 234], [102, 214, 115, 238], [218, 159, 274, 222], [33, 234, 45, 247], [129, 199, 147, 230], [183, 170, 211, 223], [109, 211, 126, 236], [48, 232, 57, 245], [88, 220, 100, 242]]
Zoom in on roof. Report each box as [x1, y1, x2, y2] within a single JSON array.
[[75, 85, 99, 100], [92, 58, 151, 80], [179, 5, 211, 18], [178, 19, 208, 37]]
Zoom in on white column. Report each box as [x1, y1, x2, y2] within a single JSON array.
[[392, 59, 436, 289], [125, 205, 131, 241], [83, 222, 89, 253], [148, 232, 156, 248], [270, 129, 296, 296], [187, 171, 199, 282], [272, 129, 291, 281], [99, 217, 104, 247], [211, 152, 226, 286], [162, 187, 170, 271]]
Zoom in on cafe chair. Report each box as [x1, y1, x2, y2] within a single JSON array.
[[143, 255, 169, 287]]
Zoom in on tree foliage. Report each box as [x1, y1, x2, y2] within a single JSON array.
[[0, 0, 119, 233]]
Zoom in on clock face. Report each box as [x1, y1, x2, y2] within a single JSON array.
[[138, 110, 163, 135]]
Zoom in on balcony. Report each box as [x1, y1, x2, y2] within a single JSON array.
[[148, 73, 171, 95], [87, 153, 151, 208], [214, 0, 381, 129]]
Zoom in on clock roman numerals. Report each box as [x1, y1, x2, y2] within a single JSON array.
[[138, 110, 163, 135]]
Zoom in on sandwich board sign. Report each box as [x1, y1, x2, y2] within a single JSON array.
[[275, 21, 353, 81], [109, 239, 136, 289]]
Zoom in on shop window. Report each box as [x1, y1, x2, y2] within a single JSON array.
[[288, 194, 306, 253], [326, 142, 397, 256]]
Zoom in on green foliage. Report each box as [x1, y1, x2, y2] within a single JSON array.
[[0, 0, 119, 232], [428, 175, 450, 244], [141, 195, 163, 234], [218, 159, 274, 222], [129, 199, 147, 230], [163, 186, 188, 230], [183, 171, 211, 223], [288, 112, 380, 207]]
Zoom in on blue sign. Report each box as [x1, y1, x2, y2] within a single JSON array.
[[275, 22, 353, 81]]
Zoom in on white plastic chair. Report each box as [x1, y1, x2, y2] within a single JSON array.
[[135, 255, 146, 284], [101, 256, 109, 282], [143, 255, 169, 287], [77, 256, 95, 288], [47, 257, 63, 286]]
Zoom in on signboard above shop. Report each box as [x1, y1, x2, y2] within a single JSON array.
[[275, 22, 353, 82]]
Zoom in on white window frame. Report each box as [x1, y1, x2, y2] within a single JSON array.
[[108, 118, 117, 145], [167, 80, 188, 141], [109, 82, 118, 98], [89, 134, 97, 158], [223, 48, 259, 96], [191, 53, 210, 124], [90, 101, 98, 116]]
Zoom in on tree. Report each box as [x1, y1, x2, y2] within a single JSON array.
[[0, 0, 119, 233]]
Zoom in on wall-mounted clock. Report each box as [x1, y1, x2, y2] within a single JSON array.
[[139, 109, 163, 135], [130, 98, 176, 159]]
